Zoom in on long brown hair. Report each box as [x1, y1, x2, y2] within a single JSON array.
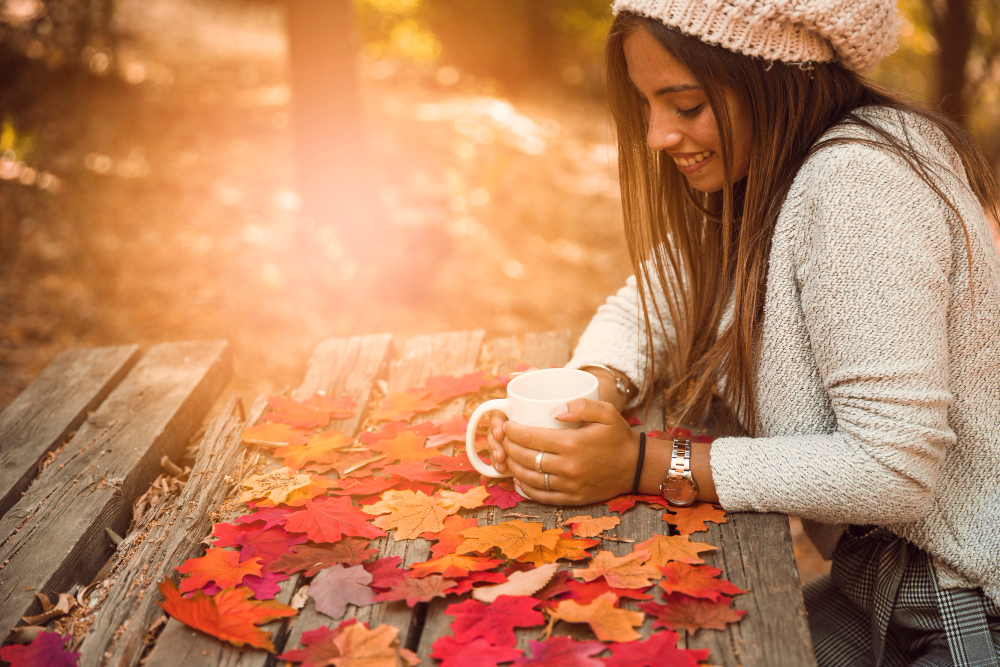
[[606, 12, 1000, 437]]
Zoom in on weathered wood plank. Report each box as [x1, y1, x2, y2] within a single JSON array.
[[282, 330, 486, 654], [0, 341, 232, 642], [0, 345, 141, 518], [76, 394, 262, 667], [143, 334, 395, 667]]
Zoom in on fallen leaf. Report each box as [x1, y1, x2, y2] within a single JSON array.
[[425, 453, 477, 473], [482, 481, 523, 509], [604, 494, 670, 513], [661, 502, 728, 535], [241, 422, 309, 448], [423, 372, 498, 403], [563, 515, 621, 538], [572, 550, 661, 589], [446, 596, 544, 647], [601, 630, 709, 667], [20, 592, 74, 625], [284, 496, 388, 543], [177, 548, 263, 594], [633, 534, 716, 566], [410, 554, 501, 579], [327, 476, 399, 498], [238, 467, 313, 505], [274, 430, 355, 469], [444, 571, 509, 595], [362, 489, 449, 540], [267, 540, 377, 576], [234, 507, 292, 530], [157, 579, 294, 651], [309, 564, 376, 618], [458, 520, 562, 560], [424, 415, 470, 448], [364, 557, 409, 590], [332, 622, 404, 667], [378, 462, 451, 484], [370, 389, 441, 423], [512, 636, 606, 667], [278, 626, 343, 667], [430, 636, 522, 667], [211, 523, 308, 565], [367, 429, 443, 465], [0, 632, 79, 667], [538, 574, 653, 609], [547, 592, 643, 643], [639, 593, 746, 633], [435, 486, 490, 514], [241, 571, 288, 600], [657, 563, 745, 602], [263, 396, 333, 430], [373, 574, 457, 606], [516, 532, 600, 566], [421, 515, 479, 558], [471, 563, 559, 603]]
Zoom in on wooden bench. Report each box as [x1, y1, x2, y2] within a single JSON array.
[[0, 332, 817, 666]]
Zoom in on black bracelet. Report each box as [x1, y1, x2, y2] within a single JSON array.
[[631, 432, 646, 495]]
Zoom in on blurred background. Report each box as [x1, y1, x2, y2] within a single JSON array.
[[0, 0, 998, 582]]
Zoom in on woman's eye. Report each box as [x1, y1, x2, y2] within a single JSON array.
[[677, 104, 704, 119]]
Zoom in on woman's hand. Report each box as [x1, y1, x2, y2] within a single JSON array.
[[495, 398, 640, 506]]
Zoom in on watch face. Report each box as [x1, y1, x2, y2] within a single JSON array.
[[662, 477, 698, 506]]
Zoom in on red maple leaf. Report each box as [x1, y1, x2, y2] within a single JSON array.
[[283, 495, 387, 543], [157, 579, 295, 651], [0, 632, 79, 667], [658, 563, 746, 602], [422, 372, 497, 403], [424, 415, 471, 448], [600, 631, 709, 667], [373, 574, 457, 606], [426, 453, 477, 473], [234, 507, 292, 530], [446, 596, 544, 648], [263, 395, 333, 430], [176, 548, 262, 593], [639, 594, 746, 633], [604, 494, 670, 513], [421, 515, 480, 558], [541, 576, 653, 609], [241, 570, 289, 600], [483, 481, 522, 509], [266, 541, 376, 577], [364, 556, 408, 590], [211, 523, 308, 565], [277, 625, 343, 667], [512, 636, 606, 667], [444, 571, 509, 596], [430, 636, 522, 667]]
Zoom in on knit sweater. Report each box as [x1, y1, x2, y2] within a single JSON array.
[[567, 106, 1000, 603]]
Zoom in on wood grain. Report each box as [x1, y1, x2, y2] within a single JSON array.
[[0, 345, 140, 518], [0, 341, 232, 642]]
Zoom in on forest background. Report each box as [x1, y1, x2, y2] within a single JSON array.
[[1, 0, 998, 583]]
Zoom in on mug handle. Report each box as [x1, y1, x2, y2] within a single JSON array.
[[465, 398, 511, 478]]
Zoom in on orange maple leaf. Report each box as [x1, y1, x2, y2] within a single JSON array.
[[331, 622, 408, 667], [273, 430, 355, 470], [548, 592, 644, 643], [176, 548, 263, 593], [657, 562, 745, 602], [263, 396, 333, 430], [633, 534, 716, 567], [241, 422, 309, 449], [516, 532, 600, 566], [370, 389, 441, 423], [457, 520, 563, 560], [361, 490, 449, 540], [572, 550, 661, 589], [661, 503, 727, 535], [410, 554, 501, 579], [640, 593, 746, 634], [434, 486, 489, 514], [366, 430, 439, 465], [563, 515, 621, 538], [157, 579, 295, 651]]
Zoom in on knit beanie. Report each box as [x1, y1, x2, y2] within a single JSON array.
[[611, 0, 901, 74]]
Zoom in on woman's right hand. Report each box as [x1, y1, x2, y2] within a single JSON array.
[[486, 410, 509, 474]]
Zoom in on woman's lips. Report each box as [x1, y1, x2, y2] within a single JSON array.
[[673, 150, 713, 175]]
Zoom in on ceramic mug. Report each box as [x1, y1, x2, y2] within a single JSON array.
[[465, 367, 600, 478]]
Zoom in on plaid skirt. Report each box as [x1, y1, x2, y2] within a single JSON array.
[[803, 525, 1000, 667]]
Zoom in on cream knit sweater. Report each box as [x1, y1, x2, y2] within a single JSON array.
[[567, 106, 1000, 602]]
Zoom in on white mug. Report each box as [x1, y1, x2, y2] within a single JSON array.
[[465, 368, 600, 478]]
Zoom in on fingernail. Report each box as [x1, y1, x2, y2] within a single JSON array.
[[494, 426, 502, 440], [553, 404, 569, 418]]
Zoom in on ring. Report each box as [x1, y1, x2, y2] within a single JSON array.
[[534, 451, 545, 473], [544, 472, 551, 491]]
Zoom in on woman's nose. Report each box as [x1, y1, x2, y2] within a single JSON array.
[[647, 115, 684, 152]]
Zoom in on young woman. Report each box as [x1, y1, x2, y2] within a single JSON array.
[[486, 1, 1000, 664]]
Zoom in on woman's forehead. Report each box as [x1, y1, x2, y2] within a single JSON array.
[[623, 28, 699, 93]]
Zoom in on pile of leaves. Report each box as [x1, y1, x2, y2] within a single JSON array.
[[5, 371, 746, 666]]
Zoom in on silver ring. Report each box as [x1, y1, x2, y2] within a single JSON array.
[[544, 472, 551, 491], [534, 450, 545, 473]]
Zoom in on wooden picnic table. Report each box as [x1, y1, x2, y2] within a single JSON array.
[[0, 331, 817, 666]]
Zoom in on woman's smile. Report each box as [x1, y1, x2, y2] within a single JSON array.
[[670, 150, 714, 174]]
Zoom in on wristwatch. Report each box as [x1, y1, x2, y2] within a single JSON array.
[[660, 438, 698, 507], [583, 363, 633, 396]]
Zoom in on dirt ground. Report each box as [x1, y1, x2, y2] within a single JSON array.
[[0, 0, 830, 583]]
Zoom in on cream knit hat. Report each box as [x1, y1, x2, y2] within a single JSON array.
[[611, 0, 901, 74]]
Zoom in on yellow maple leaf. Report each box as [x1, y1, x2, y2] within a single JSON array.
[[516, 533, 600, 566], [634, 534, 716, 567], [457, 520, 562, 560], [563, 514, 621, 538], [435, 486, 490, 514], [572, 549, 662, 589], [362, 489, 448, 540], [548, 592, 644, 643], [238, 467, 312, 505]]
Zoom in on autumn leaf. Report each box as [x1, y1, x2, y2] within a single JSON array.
[[284, 495, 387, 543], [425, 452, 477, 473], [601, 630, 709, 667], [309, 564, 376, 618], [274, 430, 355, 469], [373, 574, 457, 606], [410, 554, 501, 579], [334, 622, 411, 667], [362, 489, 449, 540], [547, 592, 643, 643], [367, 429, 443, 465], [157, 579, 294, 651], [639, 593, 746, 634], [263, 395, 333, 430], [241, 571, 288, 600], [430, 636, 522, 667], [540, 576, 653, 608], [516, 532, 600, 566], [458, 520, 562, 560], [572, 550, 661, 589], [661, 502, 727, 535], [444, 571, 509, 596], [377, 462, 450, 484], [267, 540, 376, 577], [603, 494, 670, 513], [446, 596, 544, 647], [657, 562, 746, 602], [633, 534, 716, 566], [563, 515, 620, 538], [370, 389, 441, 423], [234, 506, 292, 530], [210, 523, 308, 565], [177, 548, 263, 593], [422, 371, 498, 403], [238, 467, 313, 505], [482, 481, 523, 509], [424, 414, 470, 448], [328, 476, 399, 498], [0, 632, 79, 667], [512, 636, 606, 667], [470, 563, 559, 603], [278, 626, 344, 667], [421, 515, 479, 558], [241, 422, 309, 448], [435, 486, 490, 514]]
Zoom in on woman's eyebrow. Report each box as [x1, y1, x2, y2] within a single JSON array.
[[656, 83, 701, 95]]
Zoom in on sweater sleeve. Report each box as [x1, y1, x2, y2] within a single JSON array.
[[709, 143, 956, 526], [566, 270, 676, 412]]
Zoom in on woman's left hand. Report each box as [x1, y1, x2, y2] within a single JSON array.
[[498, 397, 640, 506]]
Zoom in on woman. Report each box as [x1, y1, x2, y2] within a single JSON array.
[[486, 1, 1000, 664]]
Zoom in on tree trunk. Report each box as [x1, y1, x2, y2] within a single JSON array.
[[926, 0, 975, 123]]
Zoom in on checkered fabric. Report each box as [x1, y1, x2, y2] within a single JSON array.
[[803, 525, 1000, 666]]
